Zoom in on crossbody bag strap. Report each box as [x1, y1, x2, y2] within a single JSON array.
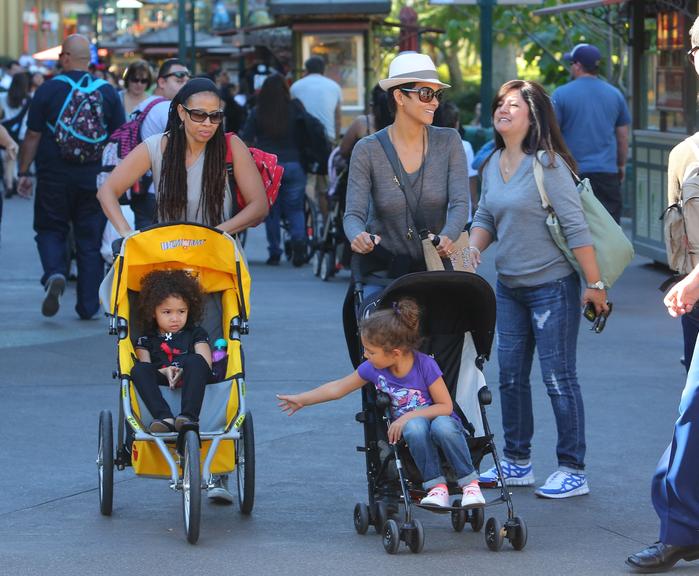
[[375, 129, 428, 233], [533, 150, 553, 211]]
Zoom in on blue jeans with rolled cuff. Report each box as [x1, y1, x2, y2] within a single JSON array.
[[402, 415, 478, 490], [265, 161, 306, 257], [496, 272, 586, 471]]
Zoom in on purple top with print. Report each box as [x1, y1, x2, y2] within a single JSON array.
[[358, 351, 456, 420]]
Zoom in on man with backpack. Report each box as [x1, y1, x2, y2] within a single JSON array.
[[664, 135, 699, 372], [17, 34, 124, 320], [626, 16, 699, 574]]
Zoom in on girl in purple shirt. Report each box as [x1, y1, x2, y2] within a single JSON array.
[[277, 297, 484, 509]]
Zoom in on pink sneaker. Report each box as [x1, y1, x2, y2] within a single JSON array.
[[461, 480, 486, 508], [420, 484, 450, 508]]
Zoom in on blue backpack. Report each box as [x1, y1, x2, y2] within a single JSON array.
[[49, 73, 109, 164]]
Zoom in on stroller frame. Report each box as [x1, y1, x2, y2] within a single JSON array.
[[346, 262, 527, 554], [97, 223, 256, 544]]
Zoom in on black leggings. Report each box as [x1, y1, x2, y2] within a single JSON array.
[[132, 354, 211, 420]]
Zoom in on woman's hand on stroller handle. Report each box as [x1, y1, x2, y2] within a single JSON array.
[[351, 232, 381, 254]]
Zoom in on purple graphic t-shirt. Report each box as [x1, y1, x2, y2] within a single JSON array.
[[358, 351, 455, 420]]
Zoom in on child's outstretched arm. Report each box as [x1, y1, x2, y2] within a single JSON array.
[[277, 371, 367, 415]]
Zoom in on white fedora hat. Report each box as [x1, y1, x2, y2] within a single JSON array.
[[379, 52, 450, 91]]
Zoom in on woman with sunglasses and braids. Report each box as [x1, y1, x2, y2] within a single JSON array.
[[343, 53, 469, 296], [97, 77, 268, 237]]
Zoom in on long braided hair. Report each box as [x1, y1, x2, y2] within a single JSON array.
[[158, 78, 227, 226]]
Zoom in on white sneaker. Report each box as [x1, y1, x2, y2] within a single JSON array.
[[461, 481, 486, 508], [479, 460, 535, 486], [207, 474, 234, 504], [420, 484, 450, 508], [535, 470, 589, 499]]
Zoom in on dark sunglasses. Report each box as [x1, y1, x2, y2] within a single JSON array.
[[181, 105, 224, 125], [130, 77, 150, 85], [162, 70, 191, 80], [688, 46, 699, 65], [400, 86, 445, 103]]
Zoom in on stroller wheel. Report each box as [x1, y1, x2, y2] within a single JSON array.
[[470, 506, 485, 532], [236, 411, 255, 515], [353, 503, 370, 535], [97, 410, 114, 516], [382, 519, 401, 554], [407, 519, 424, 554], [485, 517, 504, 552], [451, 508, 467, 532], [510, 516, 528, 550], [182, 429, 201, 544], [373, 500, 388, 534]]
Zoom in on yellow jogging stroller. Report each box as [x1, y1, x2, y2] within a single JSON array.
[[96, 222, 254, 544]]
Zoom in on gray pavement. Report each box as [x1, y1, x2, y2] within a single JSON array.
[[0, 196, 696, 575]]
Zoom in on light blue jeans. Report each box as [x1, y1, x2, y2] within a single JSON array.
[[402, 415, 477, 490], [496, 272, 585, 471]]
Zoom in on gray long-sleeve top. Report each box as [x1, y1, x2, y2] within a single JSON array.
[[343, 126, 470, 265], [472, 150, 592, 288]]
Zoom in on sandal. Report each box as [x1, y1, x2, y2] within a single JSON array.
[[175, 415, 198, 431], [149, 418, 176, 433]]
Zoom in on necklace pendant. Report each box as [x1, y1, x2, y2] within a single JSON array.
[[407, 227, 414, 240], [393, 175, 400, 186]]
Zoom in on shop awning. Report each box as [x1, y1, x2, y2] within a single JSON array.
[[33, 45, 62, 61], [269, 0, 391, 17], [533, 0, 627, 17]]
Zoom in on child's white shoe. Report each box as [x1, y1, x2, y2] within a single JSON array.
[[461, 480, 486, 508], [420, 484, 450, 508]]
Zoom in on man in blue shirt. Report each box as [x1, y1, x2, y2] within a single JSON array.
[[17, 34, 124, 320], [552, 43, 630, 223]]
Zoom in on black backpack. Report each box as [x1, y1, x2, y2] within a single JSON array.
[[293, 99, 331, 175]]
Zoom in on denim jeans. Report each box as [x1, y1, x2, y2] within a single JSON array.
[[496, 272, 585, 471], [402, 415, 477, 489], [34, 178, 106, 319], [265, 161, 306, 257]]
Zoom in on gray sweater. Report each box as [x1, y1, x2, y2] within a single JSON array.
[[343, 126, 469, 264], [472, 150, 592, 288]]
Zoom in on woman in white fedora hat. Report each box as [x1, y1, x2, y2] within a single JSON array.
[[343, 52, 469, 293]]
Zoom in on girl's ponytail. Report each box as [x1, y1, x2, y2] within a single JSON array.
[[360, 297, 422, 351]]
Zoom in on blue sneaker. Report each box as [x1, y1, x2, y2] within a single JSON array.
[[479, 460, 535, 486], [535, 470, 589, 499]]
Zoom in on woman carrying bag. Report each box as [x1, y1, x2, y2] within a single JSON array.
[[343, 52, 469, 296], [470, 80, 608, 499]]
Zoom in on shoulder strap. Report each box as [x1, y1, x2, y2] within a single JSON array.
[[533, 151, 553, 210], [375, 129, 427, 233], [136, 97, 167, 130], [1, 98, 30, 129]]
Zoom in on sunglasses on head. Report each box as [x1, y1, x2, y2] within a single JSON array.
[[181, 105, 224, 125], [688, 46, 699, 65], [399, 86, 445, 103], [130, 77, 149, 84], [162, 70, 191, 80]]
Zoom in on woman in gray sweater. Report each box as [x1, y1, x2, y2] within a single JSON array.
[[470, 80, 608, 499], [343, 53, 469, 290]]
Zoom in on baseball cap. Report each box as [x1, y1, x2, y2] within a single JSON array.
[[564, 43, 601, 69]]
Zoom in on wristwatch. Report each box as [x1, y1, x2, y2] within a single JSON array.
[[586, 280, 605, 290]]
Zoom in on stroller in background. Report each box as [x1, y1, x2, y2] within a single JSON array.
[[313, 147, 350, 281], [343, 266, 528, 554], [97, 223, 255, 544]]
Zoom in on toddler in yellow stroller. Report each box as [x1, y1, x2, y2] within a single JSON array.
[[97, 223, 254, 544]]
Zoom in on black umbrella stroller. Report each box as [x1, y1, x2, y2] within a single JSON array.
[[343, 266, 528, 554]]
